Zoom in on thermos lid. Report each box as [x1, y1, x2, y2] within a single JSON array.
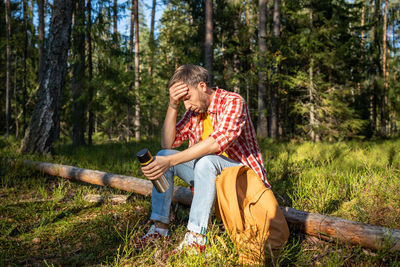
[[137, 148, 153, 164]]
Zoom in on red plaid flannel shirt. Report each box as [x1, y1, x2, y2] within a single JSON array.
[[172, 88, 270, 187]]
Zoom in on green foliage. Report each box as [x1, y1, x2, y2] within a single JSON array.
[[2, 0, 400, 144], [0, 1, 38, 138]]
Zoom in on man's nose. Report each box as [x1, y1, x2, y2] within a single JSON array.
[[183, 101, 191, 110]]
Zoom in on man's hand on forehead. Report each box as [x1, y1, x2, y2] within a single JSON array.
[[169, 82, 189, 103]]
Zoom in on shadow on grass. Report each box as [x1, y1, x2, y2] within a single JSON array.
[[3, 201, 103, 237], [1, 200, 148, 266], [275, 231, 305, 266]]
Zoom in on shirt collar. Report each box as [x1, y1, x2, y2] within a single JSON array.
[[207, 87, 220, 114]]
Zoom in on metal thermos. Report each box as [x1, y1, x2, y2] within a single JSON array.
[[136, 148, 170, 193]]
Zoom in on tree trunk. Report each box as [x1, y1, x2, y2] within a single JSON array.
[[370, 89, 377, 137], [5, 0, 11, 140], [13, 57, 19, 138], [148, 0, 156, 77], [127, 0, 135, 141], [71, 0, 86, 146], [113, 0, 118, 48], [309, 59, 316, 141], [308, 7, 317, 142], [380, 0, 388, 137], [257, 0, 268, 138], [38, 0, 45, 78], [23, 0, 29, 136], [134, 0, 141, 141], [205, 0, 213, 85], [244, 2, 255, 106], [369, 0, 380, 137], [361, 2, 365, 46], [87, 0, 94, 145], [357, 2, 365, 95], [270, 0, 280, 139], [24, 160, 400, 252], [20, 0, 74, 154], [387, 24, 392, 135]]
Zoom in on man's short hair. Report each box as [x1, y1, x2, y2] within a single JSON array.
[[169, 65, 210, 89]]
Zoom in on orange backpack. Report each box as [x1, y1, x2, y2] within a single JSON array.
[[215, 165, 289, 265]]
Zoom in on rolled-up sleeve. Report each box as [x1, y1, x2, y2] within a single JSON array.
[[172, 110, 192, 148], [210, 97, 246, 153]]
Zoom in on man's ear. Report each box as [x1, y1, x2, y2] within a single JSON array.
[[198, 82, 207, 92]]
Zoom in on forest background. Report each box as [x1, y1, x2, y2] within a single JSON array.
[[1, 0, 399, 147], [1, 0, 400, 266]]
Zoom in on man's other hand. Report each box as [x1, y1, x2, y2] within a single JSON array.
[[141, 155, 172, 181], [169, 82, 189, 104]]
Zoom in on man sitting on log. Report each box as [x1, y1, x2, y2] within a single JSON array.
[[137, 64, 270, 256]]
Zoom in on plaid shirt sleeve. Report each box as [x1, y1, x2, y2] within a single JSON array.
[[210, 97, 247, 153], [171, 110, 192, 148]]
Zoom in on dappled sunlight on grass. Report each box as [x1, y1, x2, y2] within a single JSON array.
[[1, 138, 399, 265], [264, 139, 400, 230]]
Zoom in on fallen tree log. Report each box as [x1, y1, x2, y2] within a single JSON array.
[[282, 207, 399, 252], [24, 160, 400, 252], [23, 160, 192, 206]]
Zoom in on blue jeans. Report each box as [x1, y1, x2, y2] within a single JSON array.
[[150, 149, 241, 235]]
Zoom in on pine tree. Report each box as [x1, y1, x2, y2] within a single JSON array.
[[257, 0, 269, 138], [71, 0, 86, 146], [5, 0, 11, 140]]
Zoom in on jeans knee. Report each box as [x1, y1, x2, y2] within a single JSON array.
[[193, 156, 217, 177]]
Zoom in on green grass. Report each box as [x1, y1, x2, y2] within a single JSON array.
[[0, 137, 399, 266]]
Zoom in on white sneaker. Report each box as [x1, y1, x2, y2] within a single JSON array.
[[177, 232, 207, 250], [134, 225, 170, 250], [164, 232, 207, 259]]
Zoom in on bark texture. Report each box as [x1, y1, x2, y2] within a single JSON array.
[[5, 0, 11, 139], [71, 0, 86, 146], [113, 0, 118, 48], [282, 207, 400, 252], [20, 0, 73, 154], [127, 0, 135, 140], [23, 0, 29, 135], [381, 0, 388, 137], [87, 0, 94, 145], [148, 0, 156, 77], [270, 0, 280, 139], [134, 0, 141, 141], [257, 0, 268, 137], [38, 0, 45, 77], [205, 0, 213, 85]]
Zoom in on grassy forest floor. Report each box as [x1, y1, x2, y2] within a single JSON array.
[[1, 137, 399, 266]]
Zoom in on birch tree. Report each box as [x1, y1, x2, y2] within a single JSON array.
[[21, 0, 74, 154]]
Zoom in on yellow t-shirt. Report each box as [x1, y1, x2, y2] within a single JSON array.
[[202, 113, 229, 158]]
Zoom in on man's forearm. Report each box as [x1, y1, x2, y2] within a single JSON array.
[[161, 104, 179, 148], [168, 137, 220, 166]]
